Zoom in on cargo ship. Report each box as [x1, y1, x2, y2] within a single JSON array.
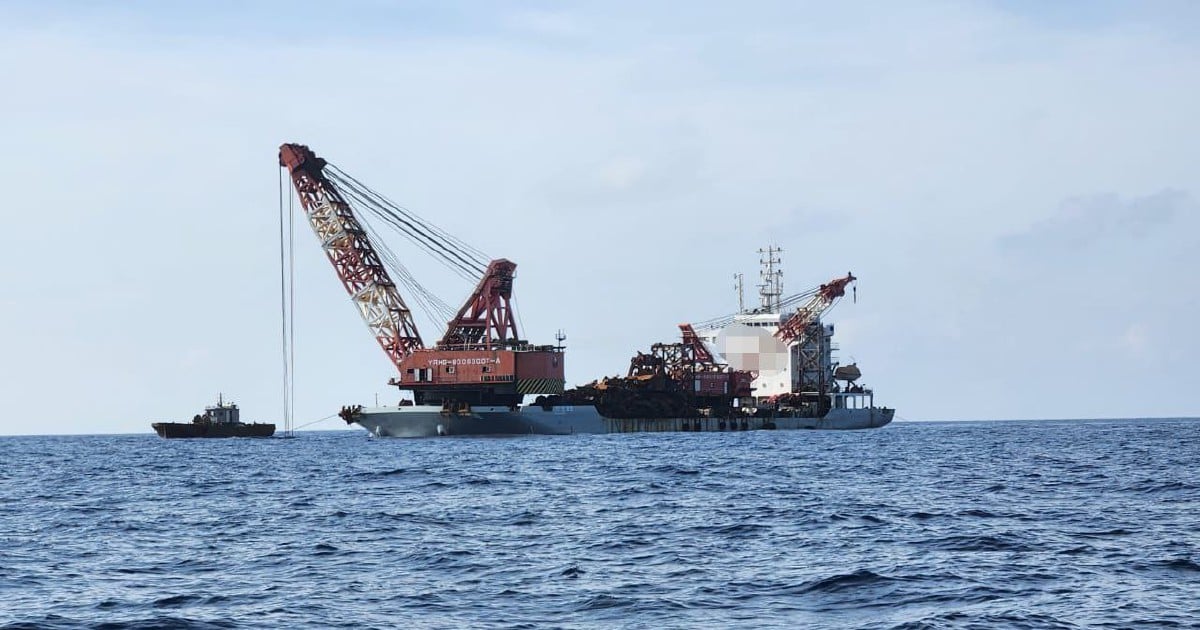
[[277, 143, 892, 438], [151, 395, 276, 439], [337, 251, 892, 437]]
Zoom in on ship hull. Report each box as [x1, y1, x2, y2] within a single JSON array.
[[350, 405, 892, 438], [151, 422, 276, 439]]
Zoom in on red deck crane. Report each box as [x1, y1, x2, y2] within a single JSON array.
[[678, 323, 717, 368], [624, 323, 753, 400], [279, 143, 564, 407], [774, 273, 856, 344]]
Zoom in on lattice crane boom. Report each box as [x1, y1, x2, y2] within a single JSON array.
[[774, 273, 856, 344], [278, 143, 424, 370]]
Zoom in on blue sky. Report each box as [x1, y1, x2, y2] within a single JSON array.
[[1, 1, 1197, 434]]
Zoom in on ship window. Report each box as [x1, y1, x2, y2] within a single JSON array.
[[445, 366, 455, 374], [482, 365, 491, 373]]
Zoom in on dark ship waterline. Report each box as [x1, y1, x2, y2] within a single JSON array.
[[151, 396, 275, 439]]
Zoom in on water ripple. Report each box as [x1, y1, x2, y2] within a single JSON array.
[[2, 419, 1199, 627]]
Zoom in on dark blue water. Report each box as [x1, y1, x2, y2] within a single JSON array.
[[2, 419, 1198, 629]]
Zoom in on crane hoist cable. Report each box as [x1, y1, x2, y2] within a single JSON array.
[[277, 167, 296, 436], [277, 167, 290, 433]]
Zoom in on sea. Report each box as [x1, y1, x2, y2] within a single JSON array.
[[1, 419, 1198, 629]]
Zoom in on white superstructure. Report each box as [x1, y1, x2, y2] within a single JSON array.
[[696, 313, 837, 401], [696, 246, 866, 413]]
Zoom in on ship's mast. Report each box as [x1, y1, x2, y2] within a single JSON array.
[[756, 246, 783, 313], [734, 273, 745, 314]]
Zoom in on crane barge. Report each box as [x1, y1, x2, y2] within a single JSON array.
[[279, 143, 567, 436], [280, 144, 890, 436]]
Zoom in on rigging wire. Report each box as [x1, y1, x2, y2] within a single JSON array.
[[512, 296, 526, 342], [374, 228, 455, 321], [360, 217, 454, 327], [320, 165, 504, 344], [286, 160, 508, 362], [333, 180, 482, 282], [326, 164, 490, 265], [326, 166, 489, 275], [357, 211, 453, 317], [292, 413, 340, 432], [692, 286, 823, 330], [336, 177, 486, 278]]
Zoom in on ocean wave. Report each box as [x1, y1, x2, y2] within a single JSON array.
[[4, 420, 1199, 627], [794, 568, 895, 594], [915, 532, 1033, 552]]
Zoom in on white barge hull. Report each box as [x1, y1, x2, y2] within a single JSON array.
[[351, 404, 893, 438]]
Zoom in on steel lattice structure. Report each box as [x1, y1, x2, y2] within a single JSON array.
[[279, 143, 424, 371], [774, 273, 856, 344], [438, 259, 520, 350]]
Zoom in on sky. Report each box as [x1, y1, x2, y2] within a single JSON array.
[[1, 1, 1197, 435]]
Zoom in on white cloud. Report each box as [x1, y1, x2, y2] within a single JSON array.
[[1000, 190, 1195, 251], [1120, 322, 1149, 356], [505, 10, 582, 39], [598, 156, 648, 190]]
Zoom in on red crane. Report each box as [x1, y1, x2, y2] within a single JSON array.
[[279, 143, 564, 406], [622, 323, 753, 399], [774, 273, 856, 344], [278, 144, 423, 370], [678, 323, 717, 368]]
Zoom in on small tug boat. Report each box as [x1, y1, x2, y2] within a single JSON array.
[[151, 395, 275, 439]]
